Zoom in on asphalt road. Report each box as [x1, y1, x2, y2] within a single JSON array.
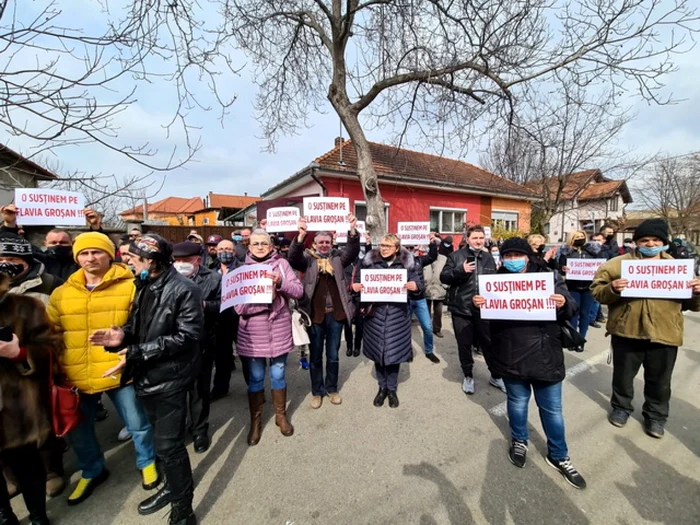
[[13, 311, 700, 524]]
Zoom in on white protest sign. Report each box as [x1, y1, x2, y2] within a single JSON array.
[[220, 264, 274, 311], [14, 189, 85, 226], [620, 259, 695, 299], [336, 220, 365, 244], [266, 207, 300, 233], [302, 197, 349, 232], [479, 273, 556, 321], [566, 258, 607, 281], [361, 269, 407, 303], [397, 222, 430, 245], [484, 226, 492, 239]]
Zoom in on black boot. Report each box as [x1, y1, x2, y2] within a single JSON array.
[[169, 502, 196, 524], [0, 508, 19, 525], [138, 485, 171, 515]]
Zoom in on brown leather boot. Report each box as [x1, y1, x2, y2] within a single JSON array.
[[271, 388, 294, 437], [247, 391, 265, 446]]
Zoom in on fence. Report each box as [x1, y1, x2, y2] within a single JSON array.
[[140, 225, 237, 243]]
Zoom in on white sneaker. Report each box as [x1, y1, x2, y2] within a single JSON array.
[[117, 427, 132, 442], [462, 377, 475, 395], [489, 376, 507, 393]]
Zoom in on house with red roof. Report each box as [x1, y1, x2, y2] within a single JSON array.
[[234, 138, 537, 238]]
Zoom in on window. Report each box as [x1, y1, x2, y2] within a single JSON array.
[[354, 201, 389, 223], [430, 208, 466, 233], [609, 196, 619, 212], [491, 210, 519, 231], [203, 217, 210, 225]]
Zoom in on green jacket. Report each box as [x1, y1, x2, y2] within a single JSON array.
[[591, 252, 700, 347]]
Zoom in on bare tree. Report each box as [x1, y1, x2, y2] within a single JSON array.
[[638, 155, 700, 237], [480, 84, 646, 234], [1, 0, 238, 171], [218, 0, 698, 236]]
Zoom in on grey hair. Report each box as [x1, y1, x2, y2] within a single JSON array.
[[314, 231, 333, 242], [250, 229, 272, 243]]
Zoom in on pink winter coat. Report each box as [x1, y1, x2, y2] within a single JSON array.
[[234, 251, 303, 358]]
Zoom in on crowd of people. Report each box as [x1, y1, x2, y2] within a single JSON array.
[[0, 200, 699, 523]]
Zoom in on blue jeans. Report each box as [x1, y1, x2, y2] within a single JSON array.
[[409, 298, 434, 354], [248, 355, 288, 393], [589, 300, 602, 324], [67, 385, 155, 478], [503, 378, 568, 461], [309, 313, 343, 396], [569, 290, 595, 339]]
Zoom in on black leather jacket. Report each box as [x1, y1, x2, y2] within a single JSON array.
[[190, 265, 221, 352], [120, 267, 204, 396], [440, 247, 496, 316], [410, 242, 438, 301]]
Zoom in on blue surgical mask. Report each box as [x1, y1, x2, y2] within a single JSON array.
[[503, 258, 527, 273], [491, 251, 500, 257], [638, 245, 668, 257], [139, 269, 150, 281], [232, 235, 243, 242]]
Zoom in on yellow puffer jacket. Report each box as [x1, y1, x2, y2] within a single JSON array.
[[48, 263, 136, 394]]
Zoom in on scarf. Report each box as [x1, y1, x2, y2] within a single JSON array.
[[308, 249, 334, 275]]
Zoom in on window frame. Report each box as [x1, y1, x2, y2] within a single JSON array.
[[429, 207, 467, 234]]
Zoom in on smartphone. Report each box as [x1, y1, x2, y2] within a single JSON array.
[[0, 326, 13, 342], [466, 256, 476, 264]]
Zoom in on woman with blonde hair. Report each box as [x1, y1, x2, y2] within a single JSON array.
[[527, 234, 558, 271], [558, 230, 603, 350], [352, 234, 422, 408]]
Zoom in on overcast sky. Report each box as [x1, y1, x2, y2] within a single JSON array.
[[4, 2, 700, 205]]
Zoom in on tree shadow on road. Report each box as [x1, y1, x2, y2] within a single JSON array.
[[403, 461, 476, 525], [614, 436, 700, 522], [479, 439, 590, 525]]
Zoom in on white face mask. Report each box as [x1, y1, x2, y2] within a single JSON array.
[[174, 262, 196, 276]]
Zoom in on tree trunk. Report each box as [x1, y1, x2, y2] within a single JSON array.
[[332, 104, 387, 240]]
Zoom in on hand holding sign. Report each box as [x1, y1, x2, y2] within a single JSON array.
[[404, 281, 418, 292], [84, 208, 102, 230], [473, 295, 486, 308], [298, 217, 308, 241], [263, 270, 281, 286], [550, 294, 566, 308], [691, 279, 700, 295], [351, 283, 363, 293], [611, 279, 629, 293], [348, 213, 357, 234]]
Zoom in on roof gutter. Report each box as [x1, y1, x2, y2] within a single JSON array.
[[309, 162, 327, 196]]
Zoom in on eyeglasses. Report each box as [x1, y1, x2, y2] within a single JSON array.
[[316, 241, 332, 245], [379, 244, 396, 249], [250, 242, 270, 248]]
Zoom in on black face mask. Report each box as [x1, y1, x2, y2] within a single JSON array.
[[381, 253, 396, 262], [573, 238, 586, 247], [537, 245, 545, 254], [0, 262, 26, 278], [606, 234, 614, 241], [47, 245, 73, 260]]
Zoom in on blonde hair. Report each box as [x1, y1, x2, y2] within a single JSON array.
[[381, 234, 401, 248], [566, 230, 587, 247], [527, 234, 545, 248]]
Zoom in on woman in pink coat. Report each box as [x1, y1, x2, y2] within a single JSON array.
[[235, 229, 303, 446]]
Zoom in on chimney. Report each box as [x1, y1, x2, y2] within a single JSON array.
[[244, 192, 248, 196], [334, 136, 344, 147]]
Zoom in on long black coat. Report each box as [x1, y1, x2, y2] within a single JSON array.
[[440, 247, 496, 316], [354, 248, 423, 366], [191, 264, 221, 352], [488, 262, 577, 383], [120, 267, 204, 396]]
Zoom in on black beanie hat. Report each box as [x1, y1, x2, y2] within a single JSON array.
[[500, 237, 533, 257], [0, 232, 33, 262], [633, 218, 669, 246]]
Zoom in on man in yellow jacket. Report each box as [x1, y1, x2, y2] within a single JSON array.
[[48, 232, 159, 505], [592, 219, 700, 439]]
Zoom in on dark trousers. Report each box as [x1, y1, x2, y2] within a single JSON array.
[[212, 311, 239, 394], [0, 444, 47, 521], [39, 433, 64, 476], [451, 314, 500, 379], [611, 335, 678, 422], [309, 313, 343, 396], [375, 363, 400, 391], [141, 389, 194, 509], [344, 313, 364, 351], [188, 350, 214, 437], [427, 299, 444, 333]]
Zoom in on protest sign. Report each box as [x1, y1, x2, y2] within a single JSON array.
[[483, 226, 492, 239], [621, 259, 695, 299], [302, 197, 349, 232], [14, 189, 85, 226], [566, 258, 607, 281], [397, 222, 430, 245], [266, 207, 300, 233], [220, 264, 274, 311], [336, 220, 365, 244], [479, 273, 556, 321], [361, 269, 407, 303]]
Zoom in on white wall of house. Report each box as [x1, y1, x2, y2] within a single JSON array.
[[548, 194, 627, 243]]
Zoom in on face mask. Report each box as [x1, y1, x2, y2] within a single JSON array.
[[606, 234, 614, 241], [573, 238, 586, 247], [232, 235, 243, 242], [503, 258, 527, 273], [174, 262, 195, 276], [638, 245, 668, 258], [47, 245, 73, 259], [537, 245, 545, 254], [624, 243, 634, 249], [491, 251, 500, 257], [218, 252, 234, 265], [0, 262, 25, 278], [139, 269, 150, 281]]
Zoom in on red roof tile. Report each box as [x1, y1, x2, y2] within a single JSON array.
[[206, 193, 260, 210], [314, 140, 535, 198], [578, 180, 624, 201], [121, 196, 204, 217]]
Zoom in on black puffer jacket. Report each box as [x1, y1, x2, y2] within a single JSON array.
[[354, 248, 422, 366], [120, 267, 204, 396], [488, 262, 577, 383], [558, 242, 603, 292], [440, 247, 496, 316], [191, 265, 221, 352]]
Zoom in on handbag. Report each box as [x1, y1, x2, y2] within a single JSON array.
[[559, 321, 586, 350], [49, 353, 82, 437]]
